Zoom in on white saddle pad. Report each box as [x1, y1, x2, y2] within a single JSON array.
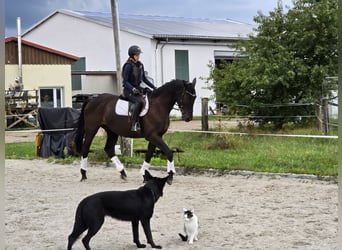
[[115, 95, 149, 117]]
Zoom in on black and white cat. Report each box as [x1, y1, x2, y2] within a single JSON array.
[[178, 208, 199, 244]]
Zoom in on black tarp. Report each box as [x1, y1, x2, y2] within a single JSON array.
[[38, 107, 80, 158]]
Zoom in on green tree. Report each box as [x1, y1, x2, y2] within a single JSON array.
[[209, 0, 338, 129]]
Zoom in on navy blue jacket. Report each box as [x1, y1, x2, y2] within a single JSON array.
[[122, 59, 155, 91]]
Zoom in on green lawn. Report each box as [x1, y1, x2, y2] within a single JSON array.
[[5, 131, 338, 177]]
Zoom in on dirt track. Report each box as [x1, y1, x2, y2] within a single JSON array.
[[5, 120, 338, 249], [5, 159, 337, 250]]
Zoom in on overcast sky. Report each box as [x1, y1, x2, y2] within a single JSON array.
[[5, 0, 293, 37]]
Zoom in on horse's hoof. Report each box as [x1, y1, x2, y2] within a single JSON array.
[[80, 169, 87, 182], [120, 170, 127, 180], [167, 171, 174, 184]]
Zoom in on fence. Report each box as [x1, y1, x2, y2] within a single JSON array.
[[204, 97, 338, 135]]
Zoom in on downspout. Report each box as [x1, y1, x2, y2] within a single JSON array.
[[17, 17, 23, 90], [159, 38, 168, 84], [154, 40, 160, 86]]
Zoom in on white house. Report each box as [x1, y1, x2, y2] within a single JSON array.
[[22, 9, 255, 116]]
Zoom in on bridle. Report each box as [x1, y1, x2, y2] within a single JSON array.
[[176, 86, 196, 113]]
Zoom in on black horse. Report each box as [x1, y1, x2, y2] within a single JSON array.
[[74, 78, 197, 181]]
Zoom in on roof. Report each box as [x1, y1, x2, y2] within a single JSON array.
[[23, 9, 255, 40], [5, 37, 79, 60]]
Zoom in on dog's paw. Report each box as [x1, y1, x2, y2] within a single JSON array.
[[152, 245, 162, 249], [136, 243, 146, 248]]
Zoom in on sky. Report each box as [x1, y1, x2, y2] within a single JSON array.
[[5, 0, 293, 37]]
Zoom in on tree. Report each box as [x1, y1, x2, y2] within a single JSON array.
[[208, 0, 338, 129]]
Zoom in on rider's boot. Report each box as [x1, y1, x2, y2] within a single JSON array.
[[130, 105, 141, 132]]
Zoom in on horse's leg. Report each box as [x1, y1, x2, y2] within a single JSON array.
[[147, 134, 176, 176], [140, 142, 156, 181], [80, 128, 98, 181], [103, 128, 117, 157], [104, 129, 127, 180]]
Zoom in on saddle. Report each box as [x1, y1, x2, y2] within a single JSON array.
[[115, 95, 149, 117]]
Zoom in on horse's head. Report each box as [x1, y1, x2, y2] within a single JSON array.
[[177, 78, 197, 122]]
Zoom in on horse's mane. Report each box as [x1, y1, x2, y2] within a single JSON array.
[[151, 79, 184, 97]]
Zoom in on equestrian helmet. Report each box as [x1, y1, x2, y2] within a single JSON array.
[[128, 45, 142, 57]]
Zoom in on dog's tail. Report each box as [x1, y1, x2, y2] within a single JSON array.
[[178, 233, 188, 241], [67, 201, 88, 250]]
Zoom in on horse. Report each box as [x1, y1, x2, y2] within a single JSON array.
[[74, 78, 197, 181]]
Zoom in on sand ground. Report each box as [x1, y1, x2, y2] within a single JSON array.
[[5, 159, 337, 250]]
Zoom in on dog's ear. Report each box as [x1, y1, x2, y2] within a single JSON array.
[[166, 172, 173, 185], [144, 170, 153, 180]]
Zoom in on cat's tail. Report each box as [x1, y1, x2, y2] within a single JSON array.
[[178, 233, 188, 241]]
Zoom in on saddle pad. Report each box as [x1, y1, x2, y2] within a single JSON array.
[[115, 95, 149, 117]]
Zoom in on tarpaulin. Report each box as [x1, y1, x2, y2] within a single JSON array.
[[38, 107, 80, 158]]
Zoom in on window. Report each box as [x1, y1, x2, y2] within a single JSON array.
[[40, 87, 64, 108], [71, 57, 86, 91], [175, 50, 189, 81], [214, 50, 237, 68]]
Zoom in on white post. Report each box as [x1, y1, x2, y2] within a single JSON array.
[[17, 17, 23, 90]]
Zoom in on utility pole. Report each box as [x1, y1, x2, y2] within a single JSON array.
[[110, 0, 131, 156], [110, 0, 122, 93]]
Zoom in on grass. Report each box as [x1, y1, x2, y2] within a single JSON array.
[[5, 129, 338, 177]]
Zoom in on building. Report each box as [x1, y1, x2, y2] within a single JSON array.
[[5, 37, 78, 108], [22, 9, 255, 115], [5, 37, 79, 128]]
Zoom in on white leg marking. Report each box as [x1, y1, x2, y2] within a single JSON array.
[[80, 157, 88, 171], [111, 156, 124, 172], [140, 161, 151, 175], [167, 160, 176, 173]]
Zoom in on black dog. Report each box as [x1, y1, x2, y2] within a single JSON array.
[[67, 170, 172, 250]]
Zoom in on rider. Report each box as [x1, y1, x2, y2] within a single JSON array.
[[122, 45, 156, 132]]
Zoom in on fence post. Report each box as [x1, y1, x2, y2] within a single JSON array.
[[201, 98, 209, 131], [322, 96, 330, 135], [316, 103, 322, 132]]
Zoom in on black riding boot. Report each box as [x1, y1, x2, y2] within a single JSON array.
[[130, 105, 141, 132]]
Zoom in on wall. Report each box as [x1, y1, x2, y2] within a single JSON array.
[[23, 12, 239, 116], [5, 64, 73, 107], [156, 43, 231, 116], [72, 75, 117, 95], [23, 13, 116, 71]]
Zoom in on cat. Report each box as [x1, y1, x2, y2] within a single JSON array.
[[178, 208, 199, 244]]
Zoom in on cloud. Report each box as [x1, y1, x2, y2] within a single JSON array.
[[5, 0, 110, 37], [5, 0, 293, 37]]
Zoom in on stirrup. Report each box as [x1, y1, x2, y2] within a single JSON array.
[[131, 122, 141, 132]]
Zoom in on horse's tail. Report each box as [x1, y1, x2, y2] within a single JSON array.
[[74, 100, 89, 154]]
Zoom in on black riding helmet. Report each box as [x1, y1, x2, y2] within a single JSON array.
[[128, 45, 142, 58]]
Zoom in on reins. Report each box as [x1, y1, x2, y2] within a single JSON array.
[[148, 80, 196, 112]]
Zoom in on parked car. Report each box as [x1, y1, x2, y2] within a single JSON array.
[[72, 94, 98, 109]]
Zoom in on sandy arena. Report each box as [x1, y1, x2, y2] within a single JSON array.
[[5, 159, 337, 250]]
